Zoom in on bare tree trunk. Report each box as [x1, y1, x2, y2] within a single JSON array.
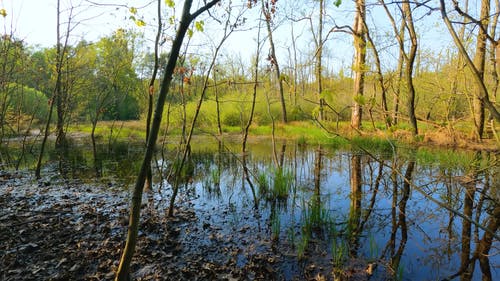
[[351, 0, 366, 130], [243, 12, 262, 155], [36, 0, 68, 178], [317, 0, 325, 120], [115, 1, 220, 279], [91, 118, 100, 177], [402, 0, 418, 136], [167, 3, 235, 217], [471, 0, 490, 139], [213, 68, 222, 136], [440, 0, 500, 122], [242, 10, 263, 210], [55, 2, 74, 148], [144, 0, 163, 190], [291, 21, 298, 106], [261, 0, 287, 123]]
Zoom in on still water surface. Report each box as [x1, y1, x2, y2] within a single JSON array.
[[3, 137, 498, 280]]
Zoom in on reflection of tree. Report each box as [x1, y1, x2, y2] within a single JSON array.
[[381, 158, 414, 277], [347, 155, 384, 258], [311, 145, 322, 230], [391, 160, 414, 272], [348, 154, 362, 256], [459, 153, 478, 281], [445, 152, 499, 281]]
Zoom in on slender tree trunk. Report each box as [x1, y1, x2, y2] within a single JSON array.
[[317, 0, 325, 120], [241, 11, 262, 210], [213, 69, 223, 136], [402, 0, 418, 136], [243, 14, 262, 155], [291, 21, 298, 106], [36, 0, 66, 179], [144, 0, 163, 190], [363, 19, 390, 128], [91, 118, 100, 177], [55, 1, 74, 148], [261, 0, 287, 123], [471, 0, 490, 139], [115, 1, 220, 279], [168, 3, 233, 217], [440, 0, 500, 122], [351, 0, 366, 130]]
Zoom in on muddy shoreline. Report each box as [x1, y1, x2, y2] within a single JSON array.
[[1, 170, 380, 280]]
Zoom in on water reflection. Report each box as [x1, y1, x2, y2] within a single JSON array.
[[1, 138, 498, 280]]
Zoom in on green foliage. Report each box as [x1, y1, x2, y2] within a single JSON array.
[[195, 21, 204, 32], [6, 84, 50, 122], [351, 136, 394, 155], [353, 94, 366, 105], [165, 0, 175, 8]]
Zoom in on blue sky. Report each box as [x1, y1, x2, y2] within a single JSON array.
[[0, 0, 464, 75]]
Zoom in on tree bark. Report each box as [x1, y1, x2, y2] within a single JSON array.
[[317, 0, 325, 120], [402, 0, 418, 136], [261, 0, 287, 123], [471, 0, 490, 139], [115, 1, 220, 279], [351, 0, 366, 130], [440, 0, 500, 122], [35, 0, 69, 178], [144, 0, 163, 191]]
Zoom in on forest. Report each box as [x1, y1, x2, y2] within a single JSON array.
[[0, 0, 499, 280]]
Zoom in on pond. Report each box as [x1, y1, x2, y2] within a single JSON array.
[[1, 136, 498, 280]]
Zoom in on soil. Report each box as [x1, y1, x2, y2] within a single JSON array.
[[0, 170, 379, 281]]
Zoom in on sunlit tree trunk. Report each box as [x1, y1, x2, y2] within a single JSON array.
[[55, 1, 74, 148], [167, 3, 235, 217], [115, 1, 221, 279], [261, 0, 287, 123], [363, 19, 390, 128], [351, 0, 366, 130], [144, 0, 163, 190], [402, 0, 418, 136], [241, 11, 262, 210], [316, 0, 325, 120], [440, 0, 500, 122], [213, 68, 222, 136], [36, 0, 70, 178], [471, 0, 490, 139]]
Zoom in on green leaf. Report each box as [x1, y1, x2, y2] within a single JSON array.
[[353, 94, 365, 105], [169, 16, 175, 25], [135, 19, 146, 27], [187, 29, 193, 38], [165, 0, 175, 8], [334, 0, 342, 7], [195, 21, 204, 32], [129, 7, 137, 14], [0, 9, 6, 17]]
